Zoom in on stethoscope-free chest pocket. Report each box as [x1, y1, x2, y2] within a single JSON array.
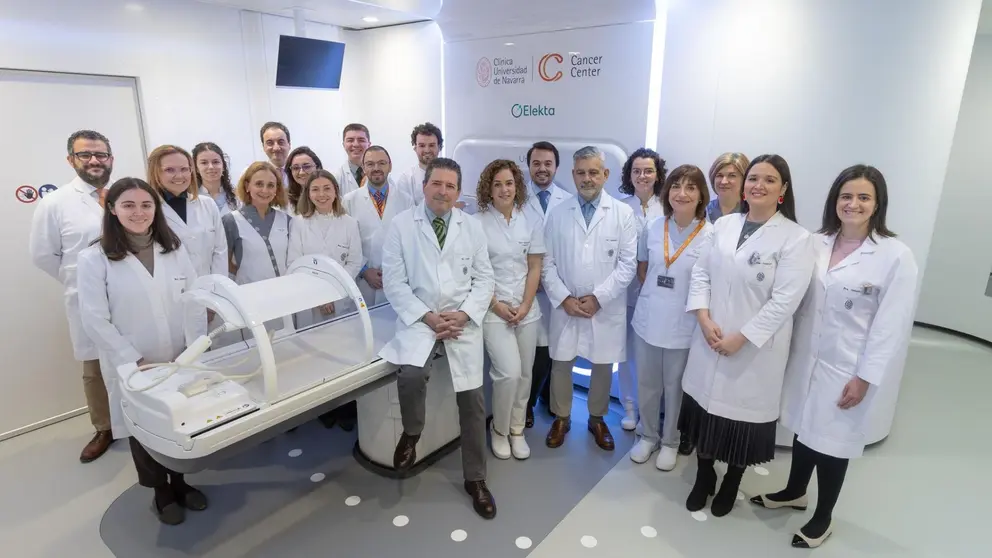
[[600, 238, 619, 263], [171, 276, 187, 302], [336, 243, 350, 263], [840, 284, 878, 312], [744, 251, 776, 285], [517, 240, 531, 256]]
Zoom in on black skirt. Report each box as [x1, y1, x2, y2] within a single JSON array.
[[678, 393, 777, 468]]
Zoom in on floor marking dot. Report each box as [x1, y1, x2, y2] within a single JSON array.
[[691, 511, 708, 522], [393, 515, 409, 527], [754, 466, 770, 476], [737, 490, 745, 501], [288, 449, 302, 457], [450, 529, 467, 542], [515, 537, 533, 549], [641, 526, 658, 538], [345, 496, 361, 507], [580, 535, 598, 548], [309, 473, 325, 482]]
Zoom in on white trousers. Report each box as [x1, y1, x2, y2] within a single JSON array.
[[634, 334, 689, 447], [614, 306, 638, 406], [483, 317, 539, 435]]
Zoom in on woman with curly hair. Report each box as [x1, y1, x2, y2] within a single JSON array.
[[283, 146, 323, 215], [473, 159, 546, 460]]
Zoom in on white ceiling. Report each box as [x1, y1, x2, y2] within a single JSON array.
[[192, 0, 439, 29]]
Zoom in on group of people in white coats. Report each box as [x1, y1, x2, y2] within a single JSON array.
[[616, 151, 918, 549]]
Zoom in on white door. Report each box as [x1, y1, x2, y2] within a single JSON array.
[[0, 69, 147, 439]]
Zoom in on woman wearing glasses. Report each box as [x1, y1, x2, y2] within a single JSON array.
[[146, 145, 227, 279], [283, 147, 323, 215], [193, 142, 239, 217]]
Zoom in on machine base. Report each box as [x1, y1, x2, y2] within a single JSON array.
[[352, 436, 462, 479]]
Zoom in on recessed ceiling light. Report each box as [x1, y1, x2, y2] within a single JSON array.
[[362, 16, 379, 23], [504, 42, 514, 46]]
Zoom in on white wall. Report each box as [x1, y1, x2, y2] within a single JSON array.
[[656, 0, 982, 284], [916, 34, 992, 342]]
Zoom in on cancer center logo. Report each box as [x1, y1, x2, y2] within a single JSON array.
[[476, 52, 603, 87], [538, 53, 563, 82], [476, 57, 493, 87]]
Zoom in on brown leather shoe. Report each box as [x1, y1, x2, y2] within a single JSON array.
[[588, 419, 615, 451], [464, 480, 496, 519], [525, 407, 535, 428], [80, 430, 114, 463], [545, 416, 571, 448], [393, 432, 420, 473]]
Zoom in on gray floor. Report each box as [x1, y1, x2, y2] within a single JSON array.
[[1, 326, 989, 558]]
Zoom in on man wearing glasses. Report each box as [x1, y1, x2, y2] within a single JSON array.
[[29, 130, 116, 463]]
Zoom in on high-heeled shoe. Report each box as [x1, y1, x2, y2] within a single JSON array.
[[749, 493, 809, 511], [791, 522, 833, 548]]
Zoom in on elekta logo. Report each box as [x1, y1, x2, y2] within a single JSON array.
[[511, 103, 555, 118]]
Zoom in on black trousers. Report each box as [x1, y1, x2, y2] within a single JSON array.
[[527, 345, 553, 410], [129, 437, 182, 488]]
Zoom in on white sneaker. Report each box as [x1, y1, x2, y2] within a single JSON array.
[[509, 434, 531, 460], [629, 438, 660, 464], [655, 445, 678, 471], [621, 402, 637, 432], [491, 425, 511, 460]]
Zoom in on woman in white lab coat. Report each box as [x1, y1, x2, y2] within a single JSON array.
[[147, 145, 228, 278], [288, 170, 363, 327], [616, 148, 667, 431], [193, 142, 239, 217], [77, 177, 207, 526], [751, 165, 918, 549], [680, 154, 814, 517], [283, 146, 323, 216], [705, 152, 749, 223], [474, 160, 545, 460], [629, 165, 712, 471]]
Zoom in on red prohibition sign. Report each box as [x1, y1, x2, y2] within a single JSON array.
[[16, 185, 39, 203]]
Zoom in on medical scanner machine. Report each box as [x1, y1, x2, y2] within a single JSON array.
[[118, 255, 462, 475]]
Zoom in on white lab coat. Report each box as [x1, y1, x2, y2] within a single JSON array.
[[76, 243, 206, 439], [541, 193, 638, 363], [523, 182, 570, 346], [682, 212, 815, 423], [342, 184, 415, 305], [474, 207, 545, 325], [288, 213, 363, 279], [396, 165, 426, 205], [162, 194, 228, 277], [780, 234, 918, 458], [333, 163, 364, 199], [622, 194, 664, 307], [231, 209, 290, 284], [200, 187, 240, 218], [379, 206, 495, 392], [632, 217, 713, 349], [28, 176, 105, 361]]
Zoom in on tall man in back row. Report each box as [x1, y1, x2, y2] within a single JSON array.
[[379, 158, 497, 519]]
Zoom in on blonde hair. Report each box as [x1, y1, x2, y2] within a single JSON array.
[[297, 170, 345, 217], [147, 145, 199, 199], [708, 152, 750, 193], [237, 161, 287, 209]]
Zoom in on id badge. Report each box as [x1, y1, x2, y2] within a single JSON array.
[[658, 275, 675, 289]]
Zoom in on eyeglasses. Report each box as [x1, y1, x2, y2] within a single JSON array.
[[363, 161, 390, 169], [74, 151, 111, 162], [161, 167, 192, 176], [631, 168, 657, 177], [291, 163, 316, 173]]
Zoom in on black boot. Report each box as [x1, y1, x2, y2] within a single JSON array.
[[711, 465, 745, 517], [686, 457, 716, 512]]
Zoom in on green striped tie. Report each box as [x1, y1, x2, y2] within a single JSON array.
[[432, 216, 447, 249]]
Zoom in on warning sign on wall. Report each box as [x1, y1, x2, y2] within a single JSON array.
[[15, 185, 38, 204]]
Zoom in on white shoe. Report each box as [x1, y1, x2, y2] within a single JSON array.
[[621, 402, 637, 431], [655, 445, 678, 471], [491, 425, 511, 460], [509, 434, 531, 460], [629, 438, 660, 464]]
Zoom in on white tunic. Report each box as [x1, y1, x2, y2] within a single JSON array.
[[333, 163, 364, 199], [342, 184, 416, 305], [162, 194, 228, 277], [474, 207, 545, 325], [622, 194, 664, 307], [396, 165, 426, 205], [522, 182, 570, 346], [288, 212, 363, 280], [231, 209, 290, 284]]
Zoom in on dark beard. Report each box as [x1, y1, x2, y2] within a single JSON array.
[[77, 165, 112, 187]]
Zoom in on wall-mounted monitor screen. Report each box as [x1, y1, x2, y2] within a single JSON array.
[[275, 35, 346, 90]]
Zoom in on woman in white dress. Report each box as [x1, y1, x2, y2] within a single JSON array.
[[680, 154, 815, 517], [77, 177, 207, 526], [615, 148, 667, 431], [192, 142, 239, 217], [751, 165, 918, 548], [288, 169, 363, 327], [283, 146, 323, 216], [628, 165, 712, 471], [474, 159, 545, 460]]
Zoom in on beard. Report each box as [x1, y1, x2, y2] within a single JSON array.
[[76, 163, 112, 187]]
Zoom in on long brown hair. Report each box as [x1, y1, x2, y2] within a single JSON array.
[[297, 170, 345, 217], [96, 177, 181, 261]]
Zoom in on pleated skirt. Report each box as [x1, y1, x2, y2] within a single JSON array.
[[678, 393, 776, 468]]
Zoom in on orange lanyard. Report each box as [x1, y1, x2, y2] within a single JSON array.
[[664, 218, 705, 269]]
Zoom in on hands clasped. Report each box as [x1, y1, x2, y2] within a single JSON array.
[[562, 295, 600, 318], [424, 311, 470, 340]]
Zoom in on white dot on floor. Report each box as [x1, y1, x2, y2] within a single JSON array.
[[309, 473, 325, 482], [393, 515, 409, 527], [515, 537, 532, 549], [754, 466, 770, 476], [691, 511, 708, 522], [288, 449, 302, 457], [345, 496, 361, 507], [737, 490, 745, 501], [580, 535, 598, 548], [450, 529, 467, 542], [641, 526, 658, 538]]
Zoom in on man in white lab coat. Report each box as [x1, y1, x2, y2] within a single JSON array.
[[332, 123, 370, 198], [542, 146, 637, 451], [342, 145, 415, 304], [258, 122, 291, 186], [395, 122, 441, 205], [379, 158, 497, 519], [29, 129, 116, 462], [522, 141, 570, 427]]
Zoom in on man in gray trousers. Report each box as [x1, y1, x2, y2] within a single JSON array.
[[378, 158, 497, 519]]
